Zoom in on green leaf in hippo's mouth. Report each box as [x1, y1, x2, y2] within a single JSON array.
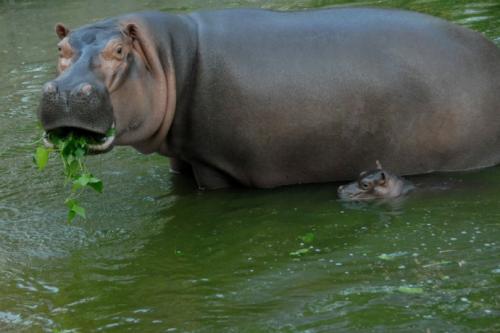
[[72, 174, 103, 193], [34, 132, 105, 223], [34, 146, 50, 171], [65, 198, 86, 221], [105, 127, 116, 137]]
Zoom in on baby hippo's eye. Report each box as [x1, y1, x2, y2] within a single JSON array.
[[361, 181, 370, 190]]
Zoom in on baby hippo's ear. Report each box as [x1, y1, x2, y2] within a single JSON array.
[[55, 23, 70, 40], [379, 171, 386, 184], [376, 160, 383, 170]]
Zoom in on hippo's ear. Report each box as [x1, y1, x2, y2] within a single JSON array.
[[123, 23, 139, 40], [55, 23, 70, 40], [123, 23, 152, 72], [376, 160, 383, 170]]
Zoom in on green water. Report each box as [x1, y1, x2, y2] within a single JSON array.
[[1, 0, 500, 332]]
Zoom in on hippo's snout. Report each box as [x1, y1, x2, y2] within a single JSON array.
[[38, 78, 115, 153], [39, 79, 114, 135], [337, 183, 359, 200]]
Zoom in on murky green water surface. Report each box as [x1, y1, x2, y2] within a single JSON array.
[[1, 0, 499, 332]]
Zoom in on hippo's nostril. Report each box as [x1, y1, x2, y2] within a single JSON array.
[[43, 82, 57, 94], [80, 83, 93, 96]]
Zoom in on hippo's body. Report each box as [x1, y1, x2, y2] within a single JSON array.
[[39, 8, 500, 189]]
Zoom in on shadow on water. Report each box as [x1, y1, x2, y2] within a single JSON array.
[[0, 0, 499, 332]]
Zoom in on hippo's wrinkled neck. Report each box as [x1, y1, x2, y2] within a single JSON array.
[[126, 12, 199, 156], [158, 13, 201, 158]]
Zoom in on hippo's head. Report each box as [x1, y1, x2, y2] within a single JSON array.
[[39, 15, 175, 154], [337, 161, 408, 201]]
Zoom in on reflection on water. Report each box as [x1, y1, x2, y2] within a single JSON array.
[[0, 0, 499, 332]]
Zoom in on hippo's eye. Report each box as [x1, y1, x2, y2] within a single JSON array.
[[361, 182, 370, 190], [112, 45, 126, 60], [113, 45, 125, 59], [58, 46, 62, 52]]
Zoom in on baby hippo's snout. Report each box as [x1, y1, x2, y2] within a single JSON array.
[[338, 161, 413, 201]]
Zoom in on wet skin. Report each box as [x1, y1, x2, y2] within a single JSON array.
[[338, 162, 414, 201], [38, 8, 500, 189]]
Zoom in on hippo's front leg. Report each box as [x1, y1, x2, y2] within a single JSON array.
[[169, 157, 192, 175], [191, 162, 234, 190]]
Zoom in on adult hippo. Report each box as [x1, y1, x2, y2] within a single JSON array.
[[39, 8, 500, 189]]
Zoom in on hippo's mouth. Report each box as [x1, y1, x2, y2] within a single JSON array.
[[42, 123, 116, 155]]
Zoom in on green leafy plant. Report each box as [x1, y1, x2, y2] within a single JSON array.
[[289, 232, 316, 257], [34, 133, 103, 222], [289, 248, 310, 257], [299, 232, 315, 244]]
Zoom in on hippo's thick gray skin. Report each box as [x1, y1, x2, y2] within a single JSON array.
[[39, 8, 500, 189]]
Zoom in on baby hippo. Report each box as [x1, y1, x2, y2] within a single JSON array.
[[338, 161, 413, 201]]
